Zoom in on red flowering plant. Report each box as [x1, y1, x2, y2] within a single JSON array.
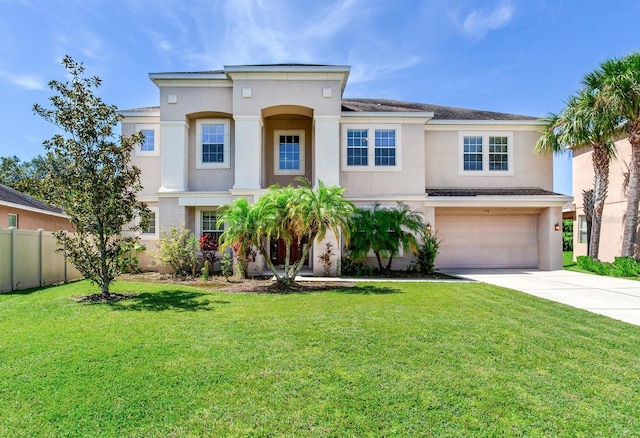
[[199, 234, 219, 266]]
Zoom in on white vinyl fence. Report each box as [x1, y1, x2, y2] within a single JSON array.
[[0, 229, 83, 293]]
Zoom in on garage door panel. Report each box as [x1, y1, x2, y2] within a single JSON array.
[[436, 214, 537, 269]]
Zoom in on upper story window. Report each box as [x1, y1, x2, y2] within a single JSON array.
[[374, 129, 396, 166], [342, 124, 401, 171], [458, 132, 513, 176], [347, 129, 368, 166], [463, 136, 483, 170], [134, 124, 160, 157], [274, 129, 305, 175], [196, 119, 231, 169], [140, 130, 155, 152]]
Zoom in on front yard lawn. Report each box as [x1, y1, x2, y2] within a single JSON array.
[[2, 279, 640, 436]]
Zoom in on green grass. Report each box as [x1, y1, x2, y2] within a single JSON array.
[[2, 280, 640, 436]]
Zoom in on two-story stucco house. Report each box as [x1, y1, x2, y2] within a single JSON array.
[[121, 64, 570, 274]]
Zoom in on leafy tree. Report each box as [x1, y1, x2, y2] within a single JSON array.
[[348, 202, 425, 273], [585, 53, 640, 257], [0, 154, 58, 197], [535, 89, 617, 259], [33, 56, 150, 297]]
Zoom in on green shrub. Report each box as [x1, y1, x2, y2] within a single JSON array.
[[577, 255, 640, 277], [154, 224, 198, 277], [613, 257, 640, 277], [341, 253, 375, 276], [221, 253, 233, 280], [416, 233, 440, 275], [562, 219, 573, 252]]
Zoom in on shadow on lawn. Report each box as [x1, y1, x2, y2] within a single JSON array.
[[107, 290, 229, 312], [332, 285, 401, 295]]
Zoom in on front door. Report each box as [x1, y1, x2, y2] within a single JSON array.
[[270, 237, 305, 266]]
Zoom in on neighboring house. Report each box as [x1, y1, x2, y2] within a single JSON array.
[[0, 184, 72, 231], [573, 138, 631, 261], [121, 64, 570, 274]]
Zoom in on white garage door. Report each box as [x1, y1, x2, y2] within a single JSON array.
[[436, 214, 538, 269]]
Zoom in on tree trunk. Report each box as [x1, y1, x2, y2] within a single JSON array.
[[622, 125, 640, 257], [589, 144, 610, 260], [582, 190, 594, 257]]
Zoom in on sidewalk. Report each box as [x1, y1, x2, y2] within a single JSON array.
[[442, 269, 640, 326]]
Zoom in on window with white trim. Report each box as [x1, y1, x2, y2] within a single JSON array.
[[374, 129, 396, 166], [134, 124, 160, 157], [142, 211, 156, 235], [141, 129, 155, 152], [458, 132, 513, 175], [8, 213, 17, 228], [342, 124, 401, 171], [196, 119, 231, 169], [274, 129, 305, 175], [347, 129, 368, 166], [578, 215, 587, 243], [201, 211, 224, 244]]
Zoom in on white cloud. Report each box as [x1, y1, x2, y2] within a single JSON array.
[[459, 2, 515, 41], [0, 71, 46, 90]]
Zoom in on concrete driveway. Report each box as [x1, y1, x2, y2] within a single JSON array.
[[442, 269, 640, 326]]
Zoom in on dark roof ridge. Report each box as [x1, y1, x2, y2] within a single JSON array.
[[342, 97, 539, 121], [0, 184, 63, 213]]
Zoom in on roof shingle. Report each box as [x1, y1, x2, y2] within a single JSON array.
[[0, 184, 63, 213]]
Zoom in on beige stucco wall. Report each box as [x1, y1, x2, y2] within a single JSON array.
[[340, 123, 426, 196], [231, 79, 343, 117], [122, 117, 162, 197], [187, 115, 236, 192], [424, 127, 552, 190], [573, 139, 631, 261], [0, 206, 73, 231], [159, 86, 233, 122]]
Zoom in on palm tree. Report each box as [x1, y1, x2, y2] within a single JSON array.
[[217, 197, 256, 279], [287, 178, 355, 279], [535, 89, 617, 259], [220, 179, 354, 286], [584, 52, 640, 257], [348, 202, 425, 273]]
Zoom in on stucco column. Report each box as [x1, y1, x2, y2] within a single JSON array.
[[313, 115, 340, 186], [233, 115, 262, 189], [159, 121, 189, 192], [537, 206, 563, 270]]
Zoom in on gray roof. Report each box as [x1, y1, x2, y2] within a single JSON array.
[[0, 184, 63, 213], [426, 188, 561, 197], [342, 98, 538, 120]]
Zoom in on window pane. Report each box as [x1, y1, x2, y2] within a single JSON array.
[[202, 211, 224, 244], [374, 129, 396, 166], [142, 212, 156, 234], [489, 136, 508, 171], [579, 216, 587, 243], [8, 214, 17, 228], [463, 136, 483, 171], [202, 124, 225, 163], [347, 129, 368, 166], [140, 129, 154, 151], [278, 135, 300, 170]]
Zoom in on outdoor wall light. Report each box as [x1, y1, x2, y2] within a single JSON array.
[[554, 222, 561, 231], [426, 223, 432, 233]]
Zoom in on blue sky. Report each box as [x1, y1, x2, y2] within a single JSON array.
[[1, 0, 639, 195]]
